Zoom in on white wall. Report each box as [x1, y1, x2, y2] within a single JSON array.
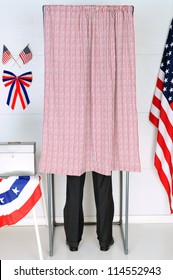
[[0, 0, 173, 225]]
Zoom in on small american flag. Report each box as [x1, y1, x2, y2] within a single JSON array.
[[19, 45, 32, 64], [149, 19, 173, 213], [2, 45, 12, 64]]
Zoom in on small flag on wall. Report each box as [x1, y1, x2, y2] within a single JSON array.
[[149, 19, 173, 213], [2, 45, 12, 64], [19, 45, 32, 64], [0, 175, 42, 227]]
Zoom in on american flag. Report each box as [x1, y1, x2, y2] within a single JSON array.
[[0, 175, 41, 227], [19, 45, 32, 64], [2, 45, 12, 64], [149, 19, 173, 213]]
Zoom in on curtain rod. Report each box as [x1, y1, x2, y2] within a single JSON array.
[[42, 5, 134, 14]]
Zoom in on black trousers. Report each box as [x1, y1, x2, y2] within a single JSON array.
[[64, 172, 114, 247]]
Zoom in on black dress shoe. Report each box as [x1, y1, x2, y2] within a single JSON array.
[[66, 241, 78, 252], [100, 238, 114, 251]]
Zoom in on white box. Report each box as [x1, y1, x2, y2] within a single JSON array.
[[0, 142, 36, 176]]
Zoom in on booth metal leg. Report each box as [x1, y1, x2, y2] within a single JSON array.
[[119, 171, 123, 226], [124, 171, 129, 254], [47, 173, 55, 257], [119, 171, 129, 255]]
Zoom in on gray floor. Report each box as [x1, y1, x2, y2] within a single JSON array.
[[0, 223, 173, 260]]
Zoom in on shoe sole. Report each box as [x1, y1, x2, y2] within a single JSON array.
[[100, 239, 114, 251]]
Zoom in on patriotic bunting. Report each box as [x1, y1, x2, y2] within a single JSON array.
[[149, 19, 173, 213], [0, 175, 42, 227], [2, 70, 32, 110]]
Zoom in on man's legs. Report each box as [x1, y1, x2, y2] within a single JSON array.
[[92, 171, 114, 250], [64, 173, 86, 249]]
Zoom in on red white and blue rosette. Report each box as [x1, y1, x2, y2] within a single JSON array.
[[2, 70, 32, 110]]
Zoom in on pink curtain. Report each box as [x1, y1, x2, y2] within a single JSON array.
[[39, 5, 141, 176]]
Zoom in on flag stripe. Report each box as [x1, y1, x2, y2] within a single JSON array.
[[154, 155, 173, 213], [154, 87, 162, 101], [156, 78, 164, 91], [152, 95, 161, 111], [160, 108, 173, 140], [149, 91, 162, 123], [157, 131, 173, 174], [158, 118, 173, 155], [160, 104, 173, 141], [156, 141, 172, 185], [161, 94, 173, 123], [149, 112, 159, 127], [158, 68, 165, 81]]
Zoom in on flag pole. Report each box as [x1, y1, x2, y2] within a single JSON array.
[[11, 55, 21, 68]]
